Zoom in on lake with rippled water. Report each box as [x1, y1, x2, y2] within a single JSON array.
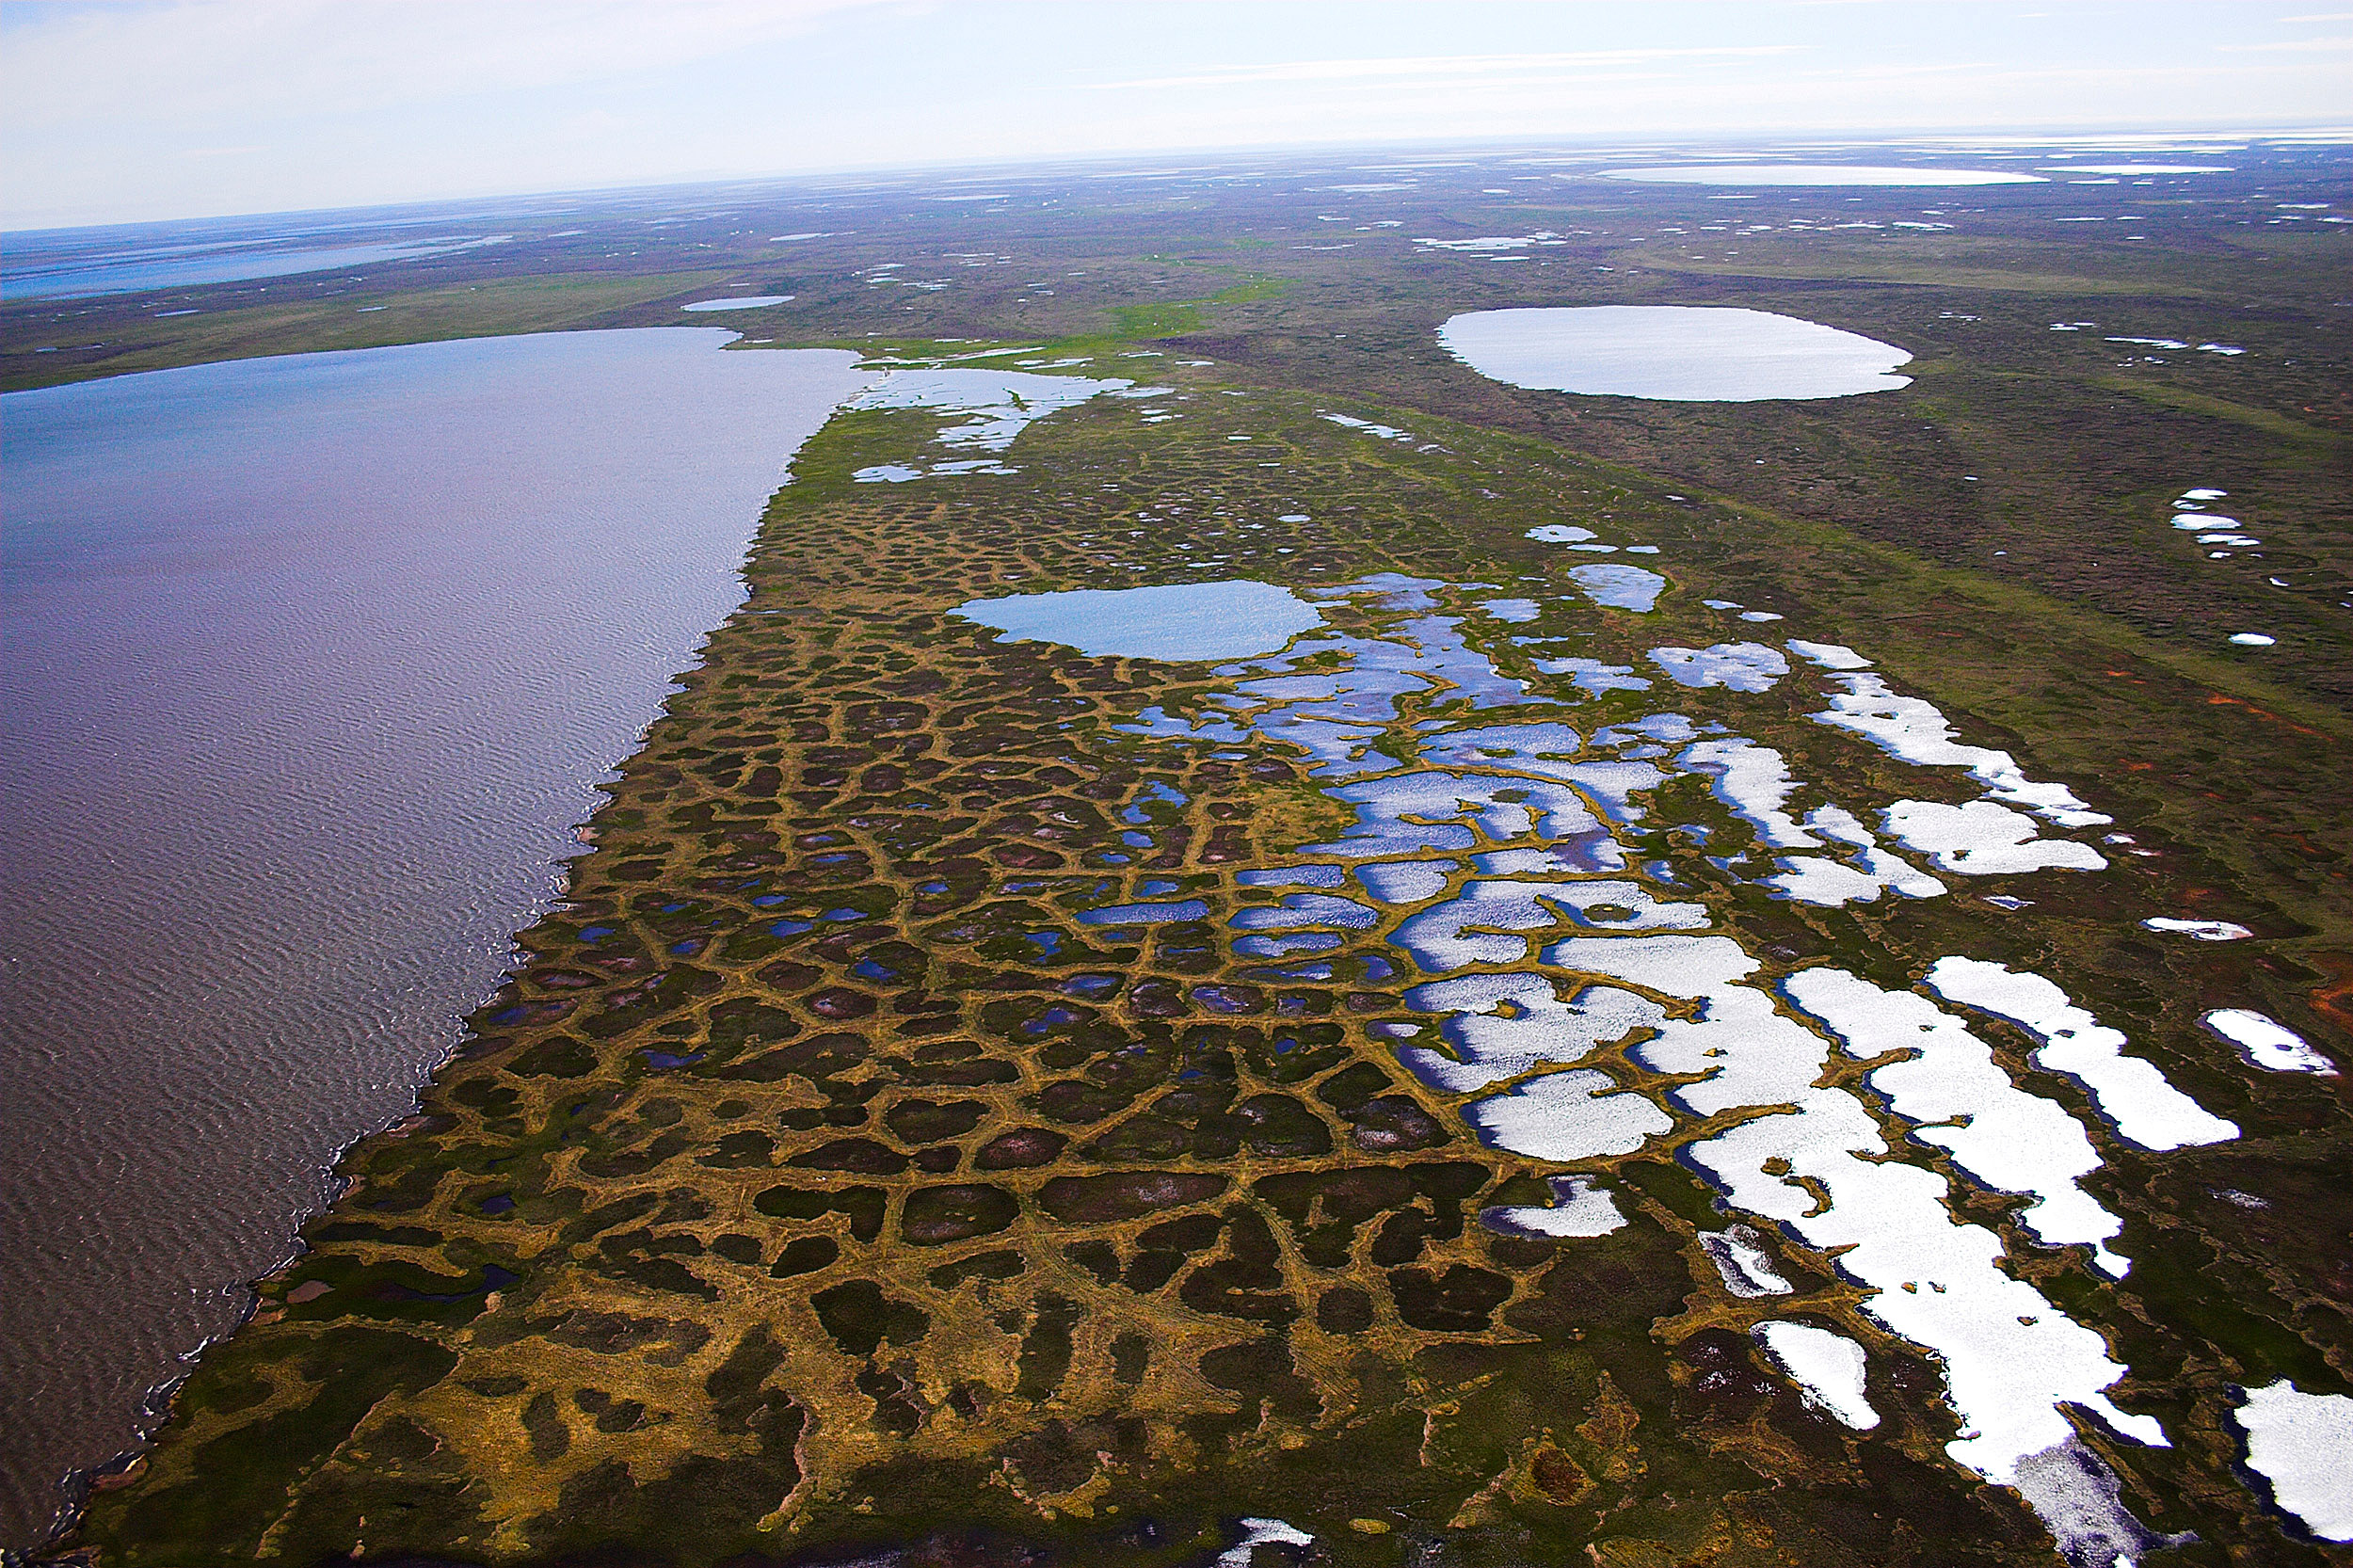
[[0, 328, 869, 1543]]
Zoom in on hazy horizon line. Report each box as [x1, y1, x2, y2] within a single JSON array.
[[8, 120, 2347, 241]]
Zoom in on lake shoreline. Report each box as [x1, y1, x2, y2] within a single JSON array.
[[1, 330, 872, 1549]]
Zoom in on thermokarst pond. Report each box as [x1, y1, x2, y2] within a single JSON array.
[[952, 579, 1326, 662], [680, 295, 793, 312], [1438, 306, 1914, 401]]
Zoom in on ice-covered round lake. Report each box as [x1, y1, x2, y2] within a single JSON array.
[[1439, 306, 1913, 402], [680, 295, 792, 312], [1605, 165, 2042, 187], [952, 579, 1323, 662]]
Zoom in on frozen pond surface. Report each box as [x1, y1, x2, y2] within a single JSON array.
[[1439, 307, 1913, 402], [2142, 917, 2251, 941], [0, 330, 872, 1543], [1605, 164, 2043, 186], [1881, 800, 2108, 875], [1217, 1518, 1316, 1568], [1004, 569, 2232, 1556], [952, 580, 1324, 662], [2234, 1382, 2353, 1542], [1650, 642, 1788, 691], [2202, 1010, 2336, 1075], [1753, 1321, 1879, 1430], [1812, 672, 2108, 827], [1702, 1225, 1794, 1297], [1567, 563, 1666, 611], [1785, 967, 2129, 1275], [680, 295, 792, 311], [1481, 1175, 1627, 1238], [1787, 639, 1871, 670], [1925, 959, 2238, 1150]]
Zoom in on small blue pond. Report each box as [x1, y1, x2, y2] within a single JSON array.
[[1078, 900, 1209, 926], [952, 580, 1323, 663]]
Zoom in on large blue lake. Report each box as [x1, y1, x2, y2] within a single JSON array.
[[0, 329, 869, 1544]]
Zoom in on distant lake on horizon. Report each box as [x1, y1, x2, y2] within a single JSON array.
[[0, 329, 870, 1544], [0, 233, 510, 301]]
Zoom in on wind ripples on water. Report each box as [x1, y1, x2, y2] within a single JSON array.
[[0, 329, 871, 1546]]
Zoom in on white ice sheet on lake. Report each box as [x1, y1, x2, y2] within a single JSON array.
[[1466, 1066, 1673, 1160], [1401, 974, 1665, 1094], [2141, 917, 2250, 941], [1216, 1518, 1316, 1568], [1812, 673, 2110, 826], [1551, 934, 2169, 1485], [1766, 805, 1945, 906], [1481, 1174, 1627, 1238], [1754, 1321, 1880, 1430], [1650, 642, 1788, 692], [1702, 1224, 1794, 1297], [1786, 639, 1872, 670], [1393, 878, 1708, 971], [1533, 655, 1651, 694], [2235, 1381, 2353, 1542], [1924, 958, 2238, 1151], [1439, 306, 1913, 401], [1677, 738, 1814, 846], [1783, 967, 2129, 1275], [1881, 800, 2107, 875], [2202, 1010, 2336, 1076], [1567, 563, 1666, 612]]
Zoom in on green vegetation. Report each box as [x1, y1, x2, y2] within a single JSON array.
[[24, 148, 2349, 1567], [1108, 276, 1289, 336]]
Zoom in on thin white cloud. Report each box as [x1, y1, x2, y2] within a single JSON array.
[[2217, 31, 2353, 49], [5, 1, 2349, 229], [1092, 46, 1802, 91], [2, 0, 872, 130]]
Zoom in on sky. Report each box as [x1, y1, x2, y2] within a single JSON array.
[[3, 0, 2347, 231]]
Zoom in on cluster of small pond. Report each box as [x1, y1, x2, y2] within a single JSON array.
[[952, 557, 2345, 1557], [19, 302, 2328, 1556], [835, 315, 2348, 1557], [2160, 485, 2287, 647], [846, 366, 1153, 482]]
